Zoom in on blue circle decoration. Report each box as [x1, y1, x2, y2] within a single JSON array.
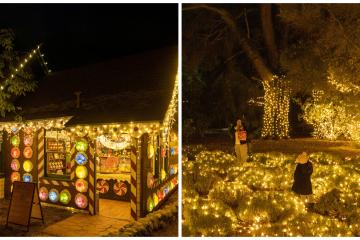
[[49, 189, 59, 202], [23, 173, 32, 182], [75, 152, 88, 165], [164, 186, 169, 195]]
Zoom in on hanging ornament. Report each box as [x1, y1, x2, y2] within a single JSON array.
[[39, 187, 49, 201], [49, 189, 59, 202], [153, 192, 159, 206], [75, 166, 88, 179], [11, 147, 20, 158], [11, 172, 20, 182], [23, 146, 33, 158], [75, 139, 88, 152], [147, 196, 154, 212], [23, 173, 33, 182], [96, 179, 109, 194], [113, 181, 127, 196], [60, 189, 71, 205], [75, 179, 89, 193], [24, 135, 33, 146], [11, 135, 20, 147], [23, 160, 33, 172], [75, 193, 88, 209], [10, 159, 20, 171], [75, 152, 88, 165], [147, 144, 155, 159]]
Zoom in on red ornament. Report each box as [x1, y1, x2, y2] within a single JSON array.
[[11, 147, 20, 158], [23, 147, 33, 158]]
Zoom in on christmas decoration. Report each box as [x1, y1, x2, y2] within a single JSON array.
[[60, 189, 71, 204], [114, 181, 127, 196], [24, 135, 33, 146], [75, 166, 88, 179], [11, 135, 20, 146], [23, 146, 33, 158], [10, 159, 20, 171], [75, 139, 88, 152], [11, 147, 20, 158], [39, 187, 49, 201], [23, 160, 33, 172], [75, 193, 88, 209], [10, 172, 20, 182], [75, 179, 89, 193], [75, 152, 88, 165], [49, 189, 59, 203], [23, 173, 32, 182]]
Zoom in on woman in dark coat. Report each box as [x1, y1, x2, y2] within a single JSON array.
[[292, 152, 313, 195]]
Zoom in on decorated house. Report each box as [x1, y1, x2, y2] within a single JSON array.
[[0, 46, 178, 220]]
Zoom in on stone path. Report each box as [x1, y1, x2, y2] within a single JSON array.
[[42, 199, 132, 236]]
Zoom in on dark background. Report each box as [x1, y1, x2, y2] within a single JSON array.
[[0, 3, 178, 71]]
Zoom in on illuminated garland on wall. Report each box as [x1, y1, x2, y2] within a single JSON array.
[[161, 72, 178, 142], [96, 134, 131, 150]]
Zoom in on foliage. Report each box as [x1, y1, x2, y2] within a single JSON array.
[[0, 28, 37, 117], [182, 149, 360, 236]]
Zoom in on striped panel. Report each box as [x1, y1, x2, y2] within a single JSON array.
[[130, 145, 137, 220], [37, 129, 45, 178], [39, 178, 72, 187], [88, 143, 95, 215], [70, 145, 76, 180]]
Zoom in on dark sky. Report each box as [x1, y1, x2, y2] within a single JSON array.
[[0, 3, 178, 71]]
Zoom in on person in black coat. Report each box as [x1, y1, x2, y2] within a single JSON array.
[[291, 152, 313, 196]]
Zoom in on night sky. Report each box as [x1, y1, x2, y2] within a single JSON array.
[[0, 3, 178, 71]]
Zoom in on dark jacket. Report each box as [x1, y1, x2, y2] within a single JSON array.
[[291, 161, 313, 195]]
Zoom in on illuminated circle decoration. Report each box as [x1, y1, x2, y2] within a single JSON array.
[[10, 159, 20, 171], [60, 189, 72, 205], [147, 196, 154, 212], [157, 190, 164, 201], [75, 193, 88, 209], [169, 181, 174, 190], [75, 139, 88, 152], [11, 135, 20, 147], [113, 181, 127, 196], [170, 147, 176, 156], [164, 186, 169, 195], [23, 147, 33, 158], [76, 179, 89, 193], [39, 187, 49, 201], [10, 172, 20, 182], [23, 173, 32, 182], [24, 135, 33, 146], [11, 147, 20, 158], [147, 145, 155, 159], [153, 193, 159, 206], [75, 166, 88, 179], [147, 172, 155, 188], [170, 167, 175, 175], [23, 160, 34, 172], [161, 169, 167, 181], [75, 152, 88, 165], [96, 179, 109, 194], [49, 189, 59, 203], [171, 178, 178, 186]]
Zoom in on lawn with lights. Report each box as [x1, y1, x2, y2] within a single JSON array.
[[182, 145, 360, 237]]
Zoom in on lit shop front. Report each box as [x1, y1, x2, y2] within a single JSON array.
[[0, 89, 178, 221]]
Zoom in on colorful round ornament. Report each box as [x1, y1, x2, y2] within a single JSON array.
[[60, 189, 71, 204], [75, 193, 88, 209], [147, 196, 154, 212], [23, 160, 33, 172], [96, 179, 109, 194], [113, 181, 127, 196], [76, 179, 89, 193], [11, 172, 20, 182], [75, 139, 88, 152], [153, 192, 159, 206], [75, 152, 88, 165], [157, 190, 164, 201], [49, 189, 59, 202], [11, 135, 20, 147], [75, 166, 88, 179], [24, 135, 33, 146], [161, 169, 167, 181], [23, 173, 32, 182], [172, 178, 178, 186], [23, 147, 33, 158], [11, 147, 20, 158], [164, 186, 169, 195], [39, 187, 49, 201], [10, 159, 20, 171]]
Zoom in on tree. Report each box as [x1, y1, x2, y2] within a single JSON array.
[[0, 29, 37, 117]]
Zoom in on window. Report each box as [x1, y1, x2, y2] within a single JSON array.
[[45, 130, 71, 178]]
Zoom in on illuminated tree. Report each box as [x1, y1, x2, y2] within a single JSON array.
[[0, 28, 36, 117]]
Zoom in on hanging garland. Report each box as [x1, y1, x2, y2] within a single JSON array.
[[97, 134, 131, 150]]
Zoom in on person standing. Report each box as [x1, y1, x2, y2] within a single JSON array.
[[291, 152, 313, 202], [234, 119, 248, 163]]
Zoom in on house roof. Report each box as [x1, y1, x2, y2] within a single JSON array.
[[0, 46, 178, 125]]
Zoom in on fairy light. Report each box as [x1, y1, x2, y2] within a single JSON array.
[[183, 149, 360, 237], [261, 75, 290, 139]]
